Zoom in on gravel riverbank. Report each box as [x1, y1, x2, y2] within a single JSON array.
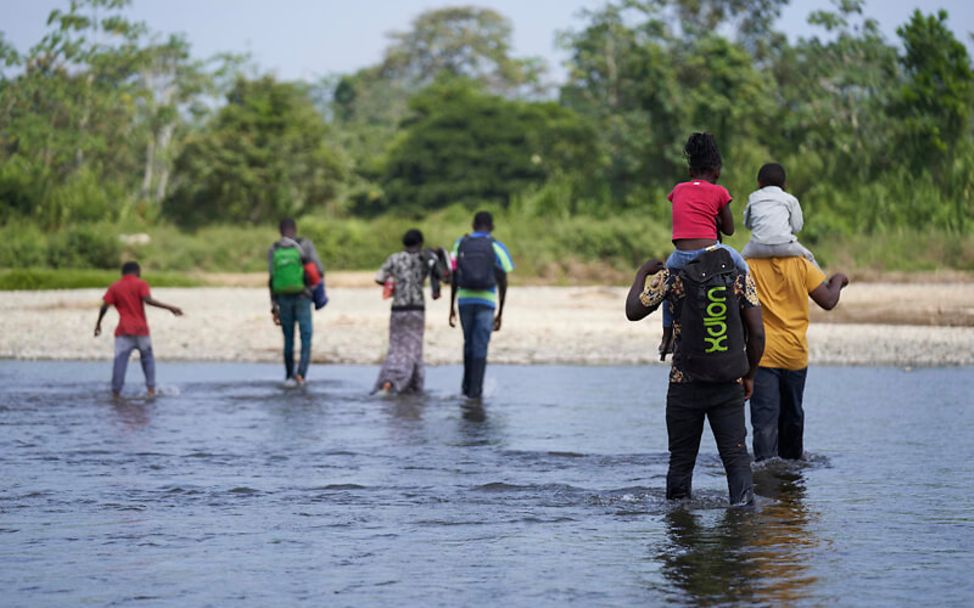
[[2, 284, 973, 367]]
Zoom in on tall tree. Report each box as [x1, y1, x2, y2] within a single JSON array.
[[380, 78, 596, 215], [165, 76, 346, 225]]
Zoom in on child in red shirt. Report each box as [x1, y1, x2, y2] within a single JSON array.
[[661, 133, 749, 357], [94, 261, 183, 397]]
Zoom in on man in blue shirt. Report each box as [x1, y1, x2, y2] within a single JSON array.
[[449, 211, 515, 399]]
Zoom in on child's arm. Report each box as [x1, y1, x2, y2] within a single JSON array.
[[94, 303, 109, 337], [789, 196, 804, 234], [718, 204, 735, 236], [143, 295, 184, 316]]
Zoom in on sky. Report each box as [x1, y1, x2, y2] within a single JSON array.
[[1, 0, 972, 82]]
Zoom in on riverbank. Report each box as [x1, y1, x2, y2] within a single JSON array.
[[2, 283, 973, 366]]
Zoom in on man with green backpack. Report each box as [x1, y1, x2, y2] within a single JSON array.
[[268, 218, 324, 387]]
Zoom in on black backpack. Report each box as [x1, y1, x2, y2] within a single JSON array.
[[456, 236, 497, 290], [672, 248, 749, 383]]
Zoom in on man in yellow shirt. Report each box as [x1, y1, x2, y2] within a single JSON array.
[[746, 257, 848, 461]]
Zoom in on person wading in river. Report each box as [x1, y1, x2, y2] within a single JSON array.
[[268, 218, 325, 387], [373, 228, 450, 394], [449, 211, 514, 400], [745, 256, 848, 461], [626, 247, 765, 505]]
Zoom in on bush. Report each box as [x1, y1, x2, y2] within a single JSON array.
[[48, 224, 122, 269]]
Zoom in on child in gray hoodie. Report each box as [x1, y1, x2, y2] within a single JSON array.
[[742, 163, 817, 264]]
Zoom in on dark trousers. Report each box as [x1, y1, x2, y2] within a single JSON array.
[[749, 367, 808, 461], [666, 381, 753, 505], [459, 304, 494, 398]]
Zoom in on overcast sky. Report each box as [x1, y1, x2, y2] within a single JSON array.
[[1, 0, 971, 82]]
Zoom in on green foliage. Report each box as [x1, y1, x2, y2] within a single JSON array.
[[0, 268, 199, 291], [2, 1, 974, 281], [380, 79, 598, 214], [164, 76, 346, 225], [894, 10, 974, 176]]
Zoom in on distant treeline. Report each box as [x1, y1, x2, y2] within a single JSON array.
[[1, 0, 973, 251]]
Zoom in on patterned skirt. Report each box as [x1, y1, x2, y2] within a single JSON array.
[[374, 309, 425, 393]]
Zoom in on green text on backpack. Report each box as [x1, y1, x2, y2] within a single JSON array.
[[272, 246, 305, 294]]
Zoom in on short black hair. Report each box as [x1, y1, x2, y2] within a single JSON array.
[[121, 261, 140, 276], [757, 163, 786, 188], [472, 211, 493, 231], [684, 132, 722, 176], [279, 218, 296, 234], [403, 228, 424, 247]]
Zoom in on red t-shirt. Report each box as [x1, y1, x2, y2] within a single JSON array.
[[668, 180, 733, 240], [103, 275, 151, 337]]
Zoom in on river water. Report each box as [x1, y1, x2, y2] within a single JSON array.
[[1, 361, 972, 607]]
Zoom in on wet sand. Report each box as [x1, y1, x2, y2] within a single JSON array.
[[2, 281, 973, 366]]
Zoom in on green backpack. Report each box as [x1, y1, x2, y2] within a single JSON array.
[[271, 245, 305, 294]]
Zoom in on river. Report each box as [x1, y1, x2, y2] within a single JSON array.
[[1, 361, 972, 606]]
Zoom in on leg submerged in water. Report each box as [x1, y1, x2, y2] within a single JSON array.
[[112, 336, 138, 396], [665, 383, 707, 500]]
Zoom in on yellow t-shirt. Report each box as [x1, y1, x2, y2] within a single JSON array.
[[746, 257, 827, 370]]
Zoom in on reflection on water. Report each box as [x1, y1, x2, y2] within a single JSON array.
[[1, 362, 972, 607], [658, 464, 819, 606]]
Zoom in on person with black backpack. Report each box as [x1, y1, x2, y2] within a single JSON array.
[[448, 211, 515, 400], [626, 247, 765, 506]]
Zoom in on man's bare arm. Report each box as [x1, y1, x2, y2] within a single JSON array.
[[494, 271, 507, 331], [810, 273, 849, 311], [94, 303, 109, 337], [741, 306, 765, 400], [626, 259, 666, 321], [449, 275, 458, 327]]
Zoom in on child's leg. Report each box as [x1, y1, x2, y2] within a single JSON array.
[[136, 336, 156, 393], [112, 336, 137, 395]]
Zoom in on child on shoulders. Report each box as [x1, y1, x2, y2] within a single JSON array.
[[741, 163, 817, 264], [660, 132, 749, 358]]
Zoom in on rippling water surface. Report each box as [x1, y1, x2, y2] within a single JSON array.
[[1, 361, 972, 607]]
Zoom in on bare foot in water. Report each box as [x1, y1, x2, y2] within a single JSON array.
[[147, 388, 156, 398], [294, 374, 306, 386]]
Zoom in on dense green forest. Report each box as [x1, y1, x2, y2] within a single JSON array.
[[1, 0, 973, 282]]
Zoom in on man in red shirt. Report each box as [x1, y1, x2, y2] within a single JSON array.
[[95, 261, 183, 397]]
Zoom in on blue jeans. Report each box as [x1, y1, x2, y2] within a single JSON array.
[[459, 304, 494, 398], [749, 367, 808, 461], [278, 294, 313, 379], [112, 335, 155, 394], [662, 244, 750, 328]]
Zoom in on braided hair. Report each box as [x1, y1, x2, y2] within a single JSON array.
[[684, 132, 722, 178]]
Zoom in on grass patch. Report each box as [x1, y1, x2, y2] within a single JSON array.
[[0, 268, 201, 291]]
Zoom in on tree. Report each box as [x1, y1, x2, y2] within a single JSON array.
[[165, 76, 346, 225], [380, 79, 596, 215], [895, 10, 973, 173]]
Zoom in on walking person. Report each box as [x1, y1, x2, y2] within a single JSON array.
[[745, 256, 848, 461], [94, 261, 183, 398], [268, 218, 325, 387], [448, 211, 514, 400], [373, 229, 449, 394], [626, 247, 765, 505]]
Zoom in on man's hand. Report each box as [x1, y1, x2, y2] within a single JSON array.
[[639, 259, 665, 276], [493, 315, 502, 332], [271, 307, 281, 326], [170, 306, 184, 317], [741, 376, 754, 400], [94, 324, 101, 338], [448, 308, 457, 328]]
